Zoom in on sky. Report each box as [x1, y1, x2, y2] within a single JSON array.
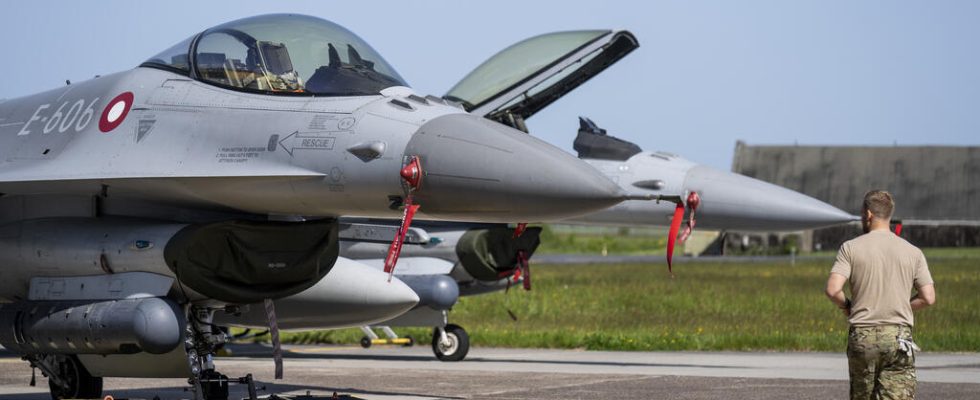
[[1, 1, 977, 170]]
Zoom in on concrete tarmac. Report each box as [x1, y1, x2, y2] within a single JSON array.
[[0, 345, 978, 399]]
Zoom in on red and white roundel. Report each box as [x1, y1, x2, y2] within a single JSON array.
[[99, 92, 134, 133]]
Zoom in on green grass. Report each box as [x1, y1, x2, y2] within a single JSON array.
[[537, 226, 667, 255], [276, 256, 980, 352]]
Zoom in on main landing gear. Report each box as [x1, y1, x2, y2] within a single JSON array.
[[26, 354, 103, 400], [186, 306, 259, 400]]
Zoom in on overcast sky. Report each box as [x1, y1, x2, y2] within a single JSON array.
[[2, 1, 977, 170]]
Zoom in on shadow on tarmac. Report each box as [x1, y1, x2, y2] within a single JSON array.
[[226, 343, 745, 370], [0, 381, 450, 400]]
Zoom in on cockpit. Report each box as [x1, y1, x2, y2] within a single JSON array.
[[142, 14, 407, 96]]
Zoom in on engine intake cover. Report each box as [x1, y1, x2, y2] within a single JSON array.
[[164, 218, 339, 304], [455, 227, 542, 281]]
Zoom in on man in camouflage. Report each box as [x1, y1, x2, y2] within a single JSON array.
[[825, 190, 936, 399]]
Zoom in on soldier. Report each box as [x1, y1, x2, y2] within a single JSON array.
[[825, 190, 936, 399]]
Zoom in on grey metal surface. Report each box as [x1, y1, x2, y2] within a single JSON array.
[[339, 222, 430, 245], [566, 152, 857, 231], [0, 297, 183, 355], [0, 218, 188, 301], [0, 67, 628, 224], [28, 272, 174, 301], [396, 275, 459, 310], [405, 114, 627, 221], [682, 164, 858, 230], [214, 257, 419, 331]]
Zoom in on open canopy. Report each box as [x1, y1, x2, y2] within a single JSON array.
[[143, 14, 407, 96], [444, 30, 638, 122]]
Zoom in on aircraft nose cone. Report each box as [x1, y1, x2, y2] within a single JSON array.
[[214, 258, 419, 330], [684, 166, 857, 231], [404, 113, 625, 222]]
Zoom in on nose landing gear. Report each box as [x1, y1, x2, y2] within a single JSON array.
[[432, 324, 469, 362]]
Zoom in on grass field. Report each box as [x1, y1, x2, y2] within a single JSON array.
[[537, 226, 667, 255], [280, 252, 980, 352]]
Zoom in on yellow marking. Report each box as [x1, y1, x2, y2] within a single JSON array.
[[287, 346, 358, 353]]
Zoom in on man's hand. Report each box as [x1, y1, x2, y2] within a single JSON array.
[[839, 298, 852, 317]]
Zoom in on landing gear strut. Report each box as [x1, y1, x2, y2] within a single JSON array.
[[26, 354, 103, 400], [185, 306, 259, 400], [432, 324, 469, 362]]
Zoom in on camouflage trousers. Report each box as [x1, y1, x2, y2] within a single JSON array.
[[847, 325, 917, 400]]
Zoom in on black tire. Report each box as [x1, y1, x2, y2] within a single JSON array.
[[403, 335, 415, 347], [360, 336, 372, 348], [432, 324, 469, 362], [48, 356, 103, 400]]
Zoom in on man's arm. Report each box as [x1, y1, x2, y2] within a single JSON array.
[[825, 273, 850, 316], [911, 284, 936, 311]]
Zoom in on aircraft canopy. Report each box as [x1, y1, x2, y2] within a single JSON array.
[[444, 30, 637, 122], [143, 14, 407, 96]]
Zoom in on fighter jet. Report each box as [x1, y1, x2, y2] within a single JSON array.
[[221, 29, 856, 362], [338, 118, 856, 361], [0, 14, 636, 400]]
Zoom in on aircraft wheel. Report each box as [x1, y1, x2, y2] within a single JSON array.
[[403, 335, 415, 347], [432, 324, 469, 362], [360, 336, 372, 348], [48, 355, 102, 400]]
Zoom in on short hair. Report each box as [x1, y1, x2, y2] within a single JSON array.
[[863, 190, 894, 220]]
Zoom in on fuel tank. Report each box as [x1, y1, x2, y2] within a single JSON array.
[[214, 257, 419, 330], [0, 297, 184, 355]]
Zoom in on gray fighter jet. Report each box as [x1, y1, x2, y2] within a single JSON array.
[[341, 118, 856, 361], [0, 14, 636, 400], [221, 30, 856, 362]]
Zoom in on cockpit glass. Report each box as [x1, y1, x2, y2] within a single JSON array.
[[445, 30, 608, 109], [145, 14, 407, 96], [144, 36, 194, 72]]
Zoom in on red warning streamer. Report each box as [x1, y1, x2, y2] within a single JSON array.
[[894, 222, 903, 236], [384, 156, 424, 280], [384, 196, 420, 280], [666, 202, 685, 273], [513, 223, 528, 238], [518, 250, 531, 290]]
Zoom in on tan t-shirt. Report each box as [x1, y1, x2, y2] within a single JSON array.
[[830, 229, 934, 327]]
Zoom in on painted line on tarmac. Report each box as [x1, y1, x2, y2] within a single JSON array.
[[288, 346, 360, 353]]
